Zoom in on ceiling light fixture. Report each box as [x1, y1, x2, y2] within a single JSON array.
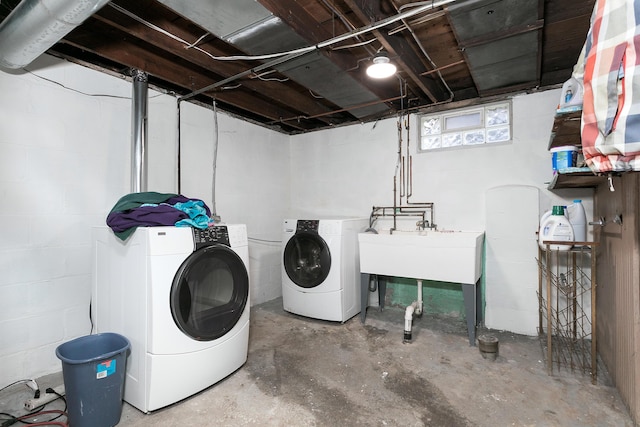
[[366, 53, 397, 79]]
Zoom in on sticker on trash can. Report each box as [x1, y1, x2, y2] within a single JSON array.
[[96, 359, 116, 379]]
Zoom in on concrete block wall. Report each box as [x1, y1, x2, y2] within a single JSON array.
[[0, 57, 134, 384], [0, 56, 289, 385]]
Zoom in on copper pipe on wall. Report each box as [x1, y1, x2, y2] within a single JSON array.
[[406, 114, 412, 199]]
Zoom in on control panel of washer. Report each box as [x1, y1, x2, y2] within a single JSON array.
[[296, 220, 319, 233]]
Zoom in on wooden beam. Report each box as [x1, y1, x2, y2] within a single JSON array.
[[62, 20, 312, 131], [94, 1, 339, 124], [342, 0, 449, 103]]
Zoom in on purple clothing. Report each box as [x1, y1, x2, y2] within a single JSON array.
[[106, 192, 212, 240], [107, 204, 191, 232]]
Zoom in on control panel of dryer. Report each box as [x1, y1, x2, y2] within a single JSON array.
[[193, 226, 230, 249]]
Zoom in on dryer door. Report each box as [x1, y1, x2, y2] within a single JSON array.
[[170, 244, 249, 341], [283, 231, 331, 288]]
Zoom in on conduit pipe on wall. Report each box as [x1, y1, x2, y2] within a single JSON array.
[[210, 99, 219, 218], [0, 0, 111, 69], [131, 69, 148, 193], [404, 279, 423, 342]]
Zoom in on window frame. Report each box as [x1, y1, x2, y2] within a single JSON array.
[[418, 101, 512, 152]]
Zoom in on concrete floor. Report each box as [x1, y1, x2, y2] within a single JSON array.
[[1, 297, 635, 426]]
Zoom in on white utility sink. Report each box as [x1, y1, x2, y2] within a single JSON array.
[[358, 230, 485, 284]]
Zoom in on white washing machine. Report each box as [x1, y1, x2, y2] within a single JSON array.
[[92, 224, 250, 413], [281, 218, 368, 322]]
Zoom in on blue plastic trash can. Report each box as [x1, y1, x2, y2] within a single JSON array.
[[55, 333, 130, 427]]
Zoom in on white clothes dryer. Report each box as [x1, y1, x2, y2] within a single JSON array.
[[281, 218, 368, 322], [92, 224, 250, 413]]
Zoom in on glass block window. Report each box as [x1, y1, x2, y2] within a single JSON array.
[[419, 102, 511, 151]]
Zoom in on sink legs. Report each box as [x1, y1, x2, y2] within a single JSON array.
[[360, 273, 387, 323], [360, 273, 368, 323], [461, 279, 482, 346], [360, 273, 482, 346]]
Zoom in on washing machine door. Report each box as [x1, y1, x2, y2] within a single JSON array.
[[170, 244, 249, 341], [283, 231, 331, 288]]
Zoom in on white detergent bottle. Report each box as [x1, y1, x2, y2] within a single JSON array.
[[559, 77, 584, 109], [567, 199, 587, 244], [539, 206, 568, 230], [539, 205, 574, 251]]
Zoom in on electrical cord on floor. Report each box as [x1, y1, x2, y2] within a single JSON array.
[[0, 380, 39, 397], [0, 410, 67, 427], [0, 380, 41, 414], [0, 389, 67, 427]]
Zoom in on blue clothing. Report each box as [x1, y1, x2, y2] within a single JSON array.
[[173, 200, 210, 229]]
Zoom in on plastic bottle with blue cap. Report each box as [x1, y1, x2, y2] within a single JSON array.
[[566, 199, 587, 244]]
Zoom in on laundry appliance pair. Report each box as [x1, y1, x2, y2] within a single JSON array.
[[92, 224, 250, 413], [281, 217, 369, 322]]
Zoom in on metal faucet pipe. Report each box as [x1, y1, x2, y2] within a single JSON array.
[[392, 175, 398, 231], [369, 204, 434, 231]]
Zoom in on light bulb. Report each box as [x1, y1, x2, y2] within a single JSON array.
[[366, 55, 397, 79]]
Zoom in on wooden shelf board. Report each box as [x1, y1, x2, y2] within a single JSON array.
[[547, 171, 604, 190]]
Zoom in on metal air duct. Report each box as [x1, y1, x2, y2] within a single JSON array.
[[0, 0, 111, 69], [131, 70, 148, 193]]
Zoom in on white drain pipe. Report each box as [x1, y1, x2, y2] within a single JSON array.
[[403, 279, 423, 342]]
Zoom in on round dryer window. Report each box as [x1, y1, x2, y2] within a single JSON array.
[[170, 245, 249, 341], [283, 231, 331, 288]]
